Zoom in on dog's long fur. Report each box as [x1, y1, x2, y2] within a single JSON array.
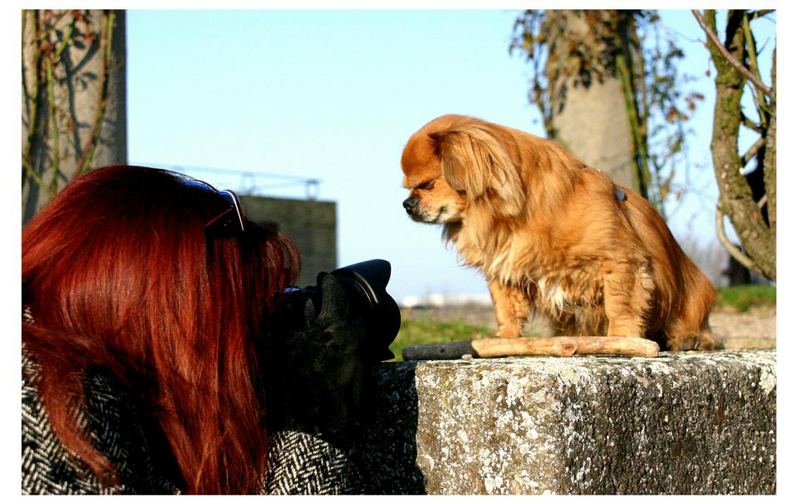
[[401, 114, 716, 350]]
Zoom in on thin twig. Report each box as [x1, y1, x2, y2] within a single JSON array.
[[53, 19, 75, 61], [750, 10, 775, 21], [742, 14, 769, 123], [22, 11, 44, 189], [740, 137, 765, 168], [740, 112, 761, 133], [21, 11, 31, 121], [630, 23, 649, 158], [691, 9, 773, 98], [45, 57, 60, 195], [616, 52, 651, 203], [22, 157, 52, 196]]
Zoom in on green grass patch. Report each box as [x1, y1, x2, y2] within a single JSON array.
[[389, 314, 492, 361], [715, 284, 776, 312]]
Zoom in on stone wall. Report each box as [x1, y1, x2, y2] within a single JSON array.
[[240, 196, 337, 286], [356, 349, 776, 495]]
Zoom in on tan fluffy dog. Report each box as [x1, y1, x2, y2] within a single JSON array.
[[401, 114, 716, 351]]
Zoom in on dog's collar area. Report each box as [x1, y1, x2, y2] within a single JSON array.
[[614, 187, 627, 201]]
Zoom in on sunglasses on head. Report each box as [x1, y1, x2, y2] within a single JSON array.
[[183, 179, 246, 237]]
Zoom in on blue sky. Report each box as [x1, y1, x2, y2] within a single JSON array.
[[4, 6, 796, 492], [126, 9, 775, 302]]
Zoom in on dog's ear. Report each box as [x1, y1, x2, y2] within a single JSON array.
[[429, 124, 524, 216]]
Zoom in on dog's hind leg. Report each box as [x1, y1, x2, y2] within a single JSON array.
[[664, 271, 717, 350], [665, 315, 717, 350], [602, 261, 655, 338]]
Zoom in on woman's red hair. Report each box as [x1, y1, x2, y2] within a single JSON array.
[[22, 165, 300, 494]]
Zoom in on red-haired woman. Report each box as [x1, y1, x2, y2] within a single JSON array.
[[22, 165, 366, 494]]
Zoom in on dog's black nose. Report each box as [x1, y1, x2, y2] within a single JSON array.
[[403, 197, 419, 214]]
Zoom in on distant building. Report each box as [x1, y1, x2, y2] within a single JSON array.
[[240, 195, 337, 287]]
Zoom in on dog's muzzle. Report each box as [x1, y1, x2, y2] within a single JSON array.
[[403, 197, 419, 214]]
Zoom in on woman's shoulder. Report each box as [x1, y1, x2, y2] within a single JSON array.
[[21, 346, 178, 495], [22, 346, 120, 494]]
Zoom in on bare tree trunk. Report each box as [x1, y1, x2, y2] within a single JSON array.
[[763, 48, 776, 269], [22, 10, 127, 224], [512, 10, 705, 217], [702, 10, 775, 280], [547, 11, 642, 194]]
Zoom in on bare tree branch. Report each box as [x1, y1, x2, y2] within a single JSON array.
[[716, 205, 757, 272], [740, 111, 761, 133], [742, 14, 769, 123], [692, 9, 773, 98], [740, 137, 765, 168], [749, 10, 775, 21]]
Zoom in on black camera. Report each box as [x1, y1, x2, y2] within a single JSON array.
[[278, 259, 401, 361], [265, 259, 400, 435]]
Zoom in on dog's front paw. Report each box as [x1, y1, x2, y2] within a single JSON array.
[[496, 326, 522, 338]]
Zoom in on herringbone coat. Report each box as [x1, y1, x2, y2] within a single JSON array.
[[21, 347, 366, 495]]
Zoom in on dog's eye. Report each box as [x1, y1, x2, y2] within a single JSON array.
[[417, 180, 435, 190]]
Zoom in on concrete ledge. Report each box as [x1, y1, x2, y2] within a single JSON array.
[[357, 349, 776, 495]]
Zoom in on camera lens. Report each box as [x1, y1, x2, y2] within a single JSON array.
[[330, 260, 400, 360]]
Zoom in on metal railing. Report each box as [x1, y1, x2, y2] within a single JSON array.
[[135, 162, 321, 200]]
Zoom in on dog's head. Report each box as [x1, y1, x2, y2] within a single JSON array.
[[401, 114, 524, 224]]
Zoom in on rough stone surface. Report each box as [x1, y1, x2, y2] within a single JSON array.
[[356, 350, 776, 495]]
